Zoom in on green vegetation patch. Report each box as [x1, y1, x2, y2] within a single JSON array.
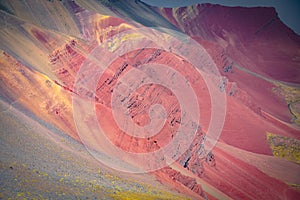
[[272, 83, 300, 126], [266, 132, 300, 164]]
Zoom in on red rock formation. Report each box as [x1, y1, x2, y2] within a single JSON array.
[[0, 0, 299, 199]]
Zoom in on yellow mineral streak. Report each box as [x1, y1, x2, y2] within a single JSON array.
[[92, 14, 134, 45], [0, 51, 76, 138], [0, 27, 56, 80], [0, 0, 81, 37]]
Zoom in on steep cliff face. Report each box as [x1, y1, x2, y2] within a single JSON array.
[[0, 0, 299, 199]]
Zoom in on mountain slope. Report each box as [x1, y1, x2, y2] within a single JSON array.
[[0, 0, 299, 199]]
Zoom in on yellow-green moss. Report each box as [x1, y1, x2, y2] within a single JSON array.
[[272, 83, 300, 125], [288, 183, 300, 192], [289, 101, 300, 125], [110, 190, 190, 200], [266, 132, 300, 164]]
